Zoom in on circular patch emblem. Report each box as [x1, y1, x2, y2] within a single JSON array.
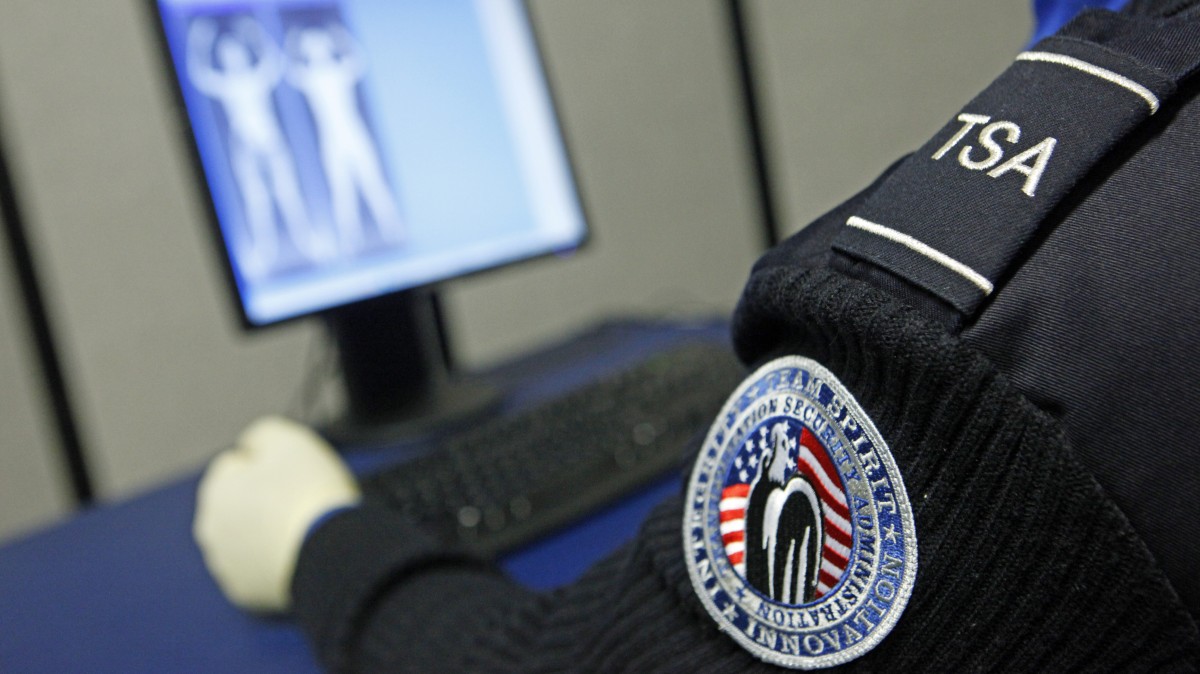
[[683, 355, 917, 669]]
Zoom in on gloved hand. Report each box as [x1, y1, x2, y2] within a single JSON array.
[[193, 415, 361, 613]]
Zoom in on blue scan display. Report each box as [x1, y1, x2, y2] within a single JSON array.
[[155, 0, 586, 325]]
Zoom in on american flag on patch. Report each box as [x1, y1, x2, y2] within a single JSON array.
[[719, 426, 852, 600]]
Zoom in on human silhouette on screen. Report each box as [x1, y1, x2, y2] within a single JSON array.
[[286, 23, 406, 254], [187, 17, 331, 277]]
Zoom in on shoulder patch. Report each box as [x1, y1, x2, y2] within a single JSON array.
[[683, 355, 917, 669]]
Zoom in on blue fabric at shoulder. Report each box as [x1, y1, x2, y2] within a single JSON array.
[[1031, 0, 1130, 43]]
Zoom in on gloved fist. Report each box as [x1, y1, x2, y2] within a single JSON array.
[[193, 416, 360, 613]]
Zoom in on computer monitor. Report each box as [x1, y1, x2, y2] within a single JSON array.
[[149, 0, 587, 440]]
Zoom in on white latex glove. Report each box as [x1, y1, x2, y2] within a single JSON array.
[[193, 415, 360, 613]]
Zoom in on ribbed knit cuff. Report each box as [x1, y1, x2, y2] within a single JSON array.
[[291, 507, 491, 673]]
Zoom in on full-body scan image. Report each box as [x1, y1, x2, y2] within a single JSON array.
[[188, 17, 330, 278], [286, 23, 406, 254]]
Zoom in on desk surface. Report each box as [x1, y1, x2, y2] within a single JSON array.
[[0, 320, 731, 673]]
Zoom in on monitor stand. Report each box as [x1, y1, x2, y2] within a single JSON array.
[[320, 288, 499, 447]]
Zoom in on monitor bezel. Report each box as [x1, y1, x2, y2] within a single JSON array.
[[144, 0, 591, 331]]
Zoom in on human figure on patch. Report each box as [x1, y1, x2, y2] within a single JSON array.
[[744, 422, 823, 604]]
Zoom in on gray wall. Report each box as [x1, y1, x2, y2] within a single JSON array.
[[0, 212, 71, 541], [0, 1, 1029, 543], [447, 0, 766, 366], [747, 1, 1032, 237]]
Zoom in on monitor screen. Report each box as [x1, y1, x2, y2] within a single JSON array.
[[153, 0, 586, 327]]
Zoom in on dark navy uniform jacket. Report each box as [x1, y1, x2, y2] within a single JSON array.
[[292, 3, 1200, 670]]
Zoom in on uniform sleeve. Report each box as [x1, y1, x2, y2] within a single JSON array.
[[288, 496, 785, 674], [290, 506, 536, 673]]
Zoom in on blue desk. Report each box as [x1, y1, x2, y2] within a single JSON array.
[[0, 320, 729, 673]]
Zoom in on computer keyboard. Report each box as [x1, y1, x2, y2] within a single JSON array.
[[361, 339, 746, 557]]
